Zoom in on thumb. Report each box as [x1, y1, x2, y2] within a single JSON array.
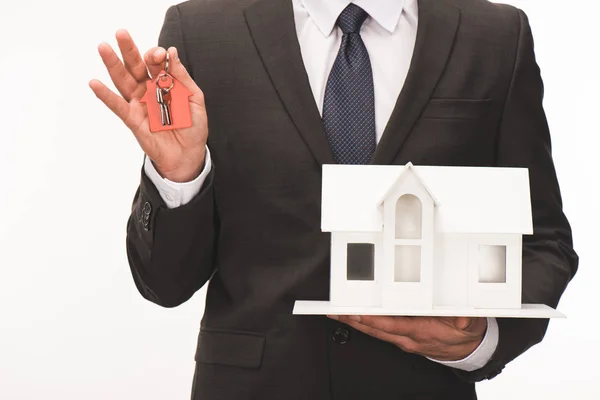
[[453, 317, 473, 331], [167, 47, 205, 106]]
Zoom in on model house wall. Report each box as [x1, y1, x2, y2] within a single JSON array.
[[323, 164, 531, 311], [433, 233, 522, 309]]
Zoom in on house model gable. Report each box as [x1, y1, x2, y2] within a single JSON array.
[[297, 163, 562, 319], [377, 162, 441, 207]]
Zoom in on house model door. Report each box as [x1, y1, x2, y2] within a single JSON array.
[[380, 172, 435, 309]]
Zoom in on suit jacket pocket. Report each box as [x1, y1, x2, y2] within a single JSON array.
[[421, 98, 492, 120], [195, 328, 266, 369]]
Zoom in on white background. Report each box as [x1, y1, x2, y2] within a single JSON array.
[[0, 0, 598, 398]]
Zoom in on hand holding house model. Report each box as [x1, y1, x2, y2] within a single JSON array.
[[294, 163, 564, 319]]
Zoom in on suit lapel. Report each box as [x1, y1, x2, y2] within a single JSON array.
[[244, 0, 336, 166], [372, 0, 461, 165], [244, 0, 461, 166]]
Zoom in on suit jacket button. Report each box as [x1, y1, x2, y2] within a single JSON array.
[[141, 202, 152, 231], [332, 327, 350, 344]]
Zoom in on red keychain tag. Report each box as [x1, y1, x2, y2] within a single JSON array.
[[141, 55, 193, 132]]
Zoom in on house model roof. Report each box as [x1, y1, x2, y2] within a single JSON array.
[[321, 164, 533, 235]]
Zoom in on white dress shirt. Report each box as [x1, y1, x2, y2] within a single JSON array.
[[144, 0, 499, 372]]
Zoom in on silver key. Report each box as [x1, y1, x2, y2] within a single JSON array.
[[155, 71, 175, 127], [156, 87, 168, 126], [161, 88, 172, 126], [156, 87, 172, 126]]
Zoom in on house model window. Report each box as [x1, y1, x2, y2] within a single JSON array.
[[394, 194, 423, 282], [479, 245, 507, 283], [395, 194, 422, 239], [395, 246, 421, 282], [347, 243, 375, 281]]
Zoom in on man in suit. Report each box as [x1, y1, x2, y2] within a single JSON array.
[[90, 0, 578, 398]]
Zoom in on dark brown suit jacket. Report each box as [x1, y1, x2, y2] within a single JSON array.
[[125, 0, 578, 398]]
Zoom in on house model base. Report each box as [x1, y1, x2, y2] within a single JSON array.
[[293, 164, 565, 320], [293, 301, 565, 319]]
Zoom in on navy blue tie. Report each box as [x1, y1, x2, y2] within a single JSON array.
[[323, 4, 376, 165]]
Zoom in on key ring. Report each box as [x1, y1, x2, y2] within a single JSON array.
[[155, 51, 175, 92], [154, 52, 174, 91], [156, 72, 175, 92]]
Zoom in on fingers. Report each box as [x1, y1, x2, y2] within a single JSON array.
[[332, 315, 455, 344], [89, 79, 131, 123], [98, 42, 145, 102], [337, 318, 420, 354], [90, 79, 153, 147], [144, 47, 167, 79], [350, 315, 482, 336], [116, 29, 149, 83], [457, 317, 488, 337], [439, 317, 483, 333], [337, 315, 419, 337]]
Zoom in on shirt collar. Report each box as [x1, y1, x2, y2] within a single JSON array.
[[300, 0, 409, 36]]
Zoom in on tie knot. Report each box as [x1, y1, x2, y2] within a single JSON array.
[[337, 4, 369, 34]]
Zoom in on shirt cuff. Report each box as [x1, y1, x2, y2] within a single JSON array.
[[426, 317, 499, 372], [143, 146, 212, 209]]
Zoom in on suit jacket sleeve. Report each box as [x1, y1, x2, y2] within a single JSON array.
[[125, 5, 217, 308], [454, 9, 579, 382]]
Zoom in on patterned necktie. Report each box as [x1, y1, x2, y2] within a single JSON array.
[[323, 4, 376, 165]]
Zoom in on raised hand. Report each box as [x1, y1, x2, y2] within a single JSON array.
[[90, 30, 208, 182]]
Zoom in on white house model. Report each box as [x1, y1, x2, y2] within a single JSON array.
[[293, 164, 564, 318]]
